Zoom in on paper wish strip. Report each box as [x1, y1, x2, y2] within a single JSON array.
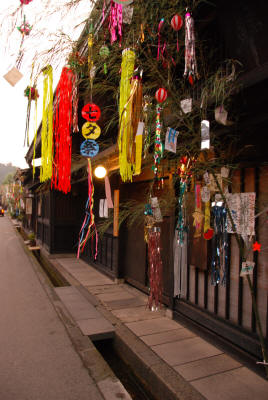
[[165, 127, 179, 153]]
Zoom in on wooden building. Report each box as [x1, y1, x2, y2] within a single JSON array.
[[23, 0, 268, 368]]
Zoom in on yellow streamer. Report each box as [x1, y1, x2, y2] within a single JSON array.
[[40, 65, 53, 182], [32, 98, 38, 177], [118, 49, 136, 182], [135, 134, 143, 175], [204, 201, 211, 232]]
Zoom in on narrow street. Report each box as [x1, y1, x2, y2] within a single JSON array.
[[0, 216, 103, 400]]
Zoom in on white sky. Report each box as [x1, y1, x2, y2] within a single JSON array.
[[0, 0, 92, 168]]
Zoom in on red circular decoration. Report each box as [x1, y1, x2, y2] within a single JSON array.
[[155, 88, 167, 103], [171, 14, 183, 31], [203, 228, 214, 240], [82, 103, 101, 122], [20, 0, 33, 4]]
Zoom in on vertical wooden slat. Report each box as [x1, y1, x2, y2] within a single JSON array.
[[225, 234, 231, 320], [195, 267, 199, 305], [238, 168, 245, 326], [214, 284, 219, 315], [252, 167, 259, 332], [204, 269, 208, 309], [113, 189, 119, 237]]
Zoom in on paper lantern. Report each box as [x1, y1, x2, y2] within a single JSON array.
[[94, 166, 107, 179], [155, 88, 167, 103], [171, 14, 183, 31]]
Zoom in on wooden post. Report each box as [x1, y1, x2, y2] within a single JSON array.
[[113, 189, 119, 237]]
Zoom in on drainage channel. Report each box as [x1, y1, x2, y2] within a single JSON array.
[[94, 339, 157, 400], [28, 245, 157, 400]]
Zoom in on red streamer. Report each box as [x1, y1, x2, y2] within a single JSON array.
[[148, 228, 163, 311], [52, 67, 75, 194]]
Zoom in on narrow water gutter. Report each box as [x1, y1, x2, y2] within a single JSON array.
[[94, 339, 157, 400]]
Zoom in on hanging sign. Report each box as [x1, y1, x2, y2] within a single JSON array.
[[165, 127, 179, 153], [180, 98, 192, 114], [201, 120, 210, 149], [82, 122, 101, 139], [81, 103, 101, 122], [240, 261, 255, 276]]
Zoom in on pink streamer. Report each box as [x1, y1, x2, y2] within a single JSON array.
[[105, 176, 114, 208], [157, 18, 164, 60], [109, 1, 123, 45]]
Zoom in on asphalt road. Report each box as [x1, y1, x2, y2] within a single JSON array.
[[0, 216, 103, 400]]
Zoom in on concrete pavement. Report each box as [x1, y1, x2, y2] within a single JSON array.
[[49, 255, 268, 400], [0, 216, 113, 400]]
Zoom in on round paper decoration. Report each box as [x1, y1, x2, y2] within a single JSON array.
[[113, 0, 133, 5], [203, 228, 214, 240], [171, 14, 183, 31], [82, 103, 101, 122], [82, 122, 101, 140], [99, 45, 110, 58], [155, 88, 167, 103], [80, 140, 99, 158]]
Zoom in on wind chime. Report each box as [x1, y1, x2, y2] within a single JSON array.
[[77, 30, 102, 260]]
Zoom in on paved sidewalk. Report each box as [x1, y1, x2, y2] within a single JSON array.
[[0, 217, 106, 400], [52, 255, 268, 400]]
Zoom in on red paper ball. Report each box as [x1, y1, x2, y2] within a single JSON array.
[[203, 228, 214, 240], [155, 88, 167, 103], [171, 14, 183, 31]]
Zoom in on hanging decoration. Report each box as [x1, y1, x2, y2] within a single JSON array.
[[180, 98, 192, 114], [113, 0, 133, 4], [148, 227, 163, 311], [143, 95, 153, 159], [23, 60, 39, 149], [165, 127, 179, 153], [52, 67, 75, 193], [77, 159, 98, 259], [153, 105, 163, 179], [135, 121, 144, 175], [155, 87, 167, 103], [157, 18, 165, 61], [20, 0, 33, 4], [225, 192, 256, 238], [252, 241, 261, 252], [109, 1, 123, 46], [201, 120, 210, 149], [184, 10, 199, 85], [72, 73, 79, 133], [40, 65, 53, 183], [171, 14, 183, 52], [211, 204, 229, 286], [240, 261, 255, 277], [192, 183, 204, 238], [118, 48, 136, 181], [99, 45, 110, 74]]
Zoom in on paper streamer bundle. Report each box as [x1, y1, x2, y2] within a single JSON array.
[[52, 67, 76, 193], [77, 159, 98, 259], [148, 227, 163, 311], [40, 65, 53, 183], [118, 48, 136, 181], [184, 11, 199, 84]]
